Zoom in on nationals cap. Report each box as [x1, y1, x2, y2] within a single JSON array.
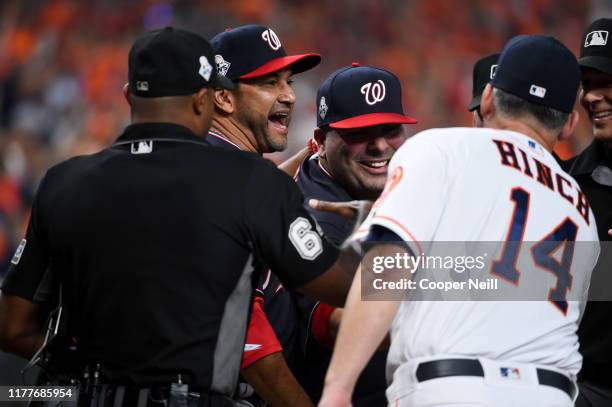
[[316, 63, 417, 129], [579, 18, 612, 74], [468, 53, 500, 111], [128, 27, 234, 97], [492, 35, 580, 113], [211, 25, 321, 81]]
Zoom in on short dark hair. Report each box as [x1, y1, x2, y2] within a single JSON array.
[[492, 87, 569, 133]]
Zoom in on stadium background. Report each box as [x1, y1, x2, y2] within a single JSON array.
[[1, 0, 611, 388]]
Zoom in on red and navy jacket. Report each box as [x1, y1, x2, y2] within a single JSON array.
[[293, 155, 388, 407]]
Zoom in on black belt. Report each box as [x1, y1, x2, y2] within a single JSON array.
[[415, 359, 575, 399]]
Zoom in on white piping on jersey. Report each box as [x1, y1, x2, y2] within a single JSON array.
[[318, 159, 334, 180], [208, 129, 242, 150]]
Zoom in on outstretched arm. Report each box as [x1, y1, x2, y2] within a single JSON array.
[[278, 144, 314, 177], [318, 243, 409, 407]]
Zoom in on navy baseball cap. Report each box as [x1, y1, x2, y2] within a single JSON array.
[[128, 27, 234, 97], [579, 18, 612, 75], [468, 53, 500, 112], [492, 35, 580, 114], [316, 63, 417, 129], [211, 25, 321, 81]]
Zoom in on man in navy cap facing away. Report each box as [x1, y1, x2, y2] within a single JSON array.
[[319, 35, 599, 407], [293, 63, 417, 406], [567, 17, 612, 407]]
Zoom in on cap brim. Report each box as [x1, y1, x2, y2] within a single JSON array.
[[240, 54, 322, 79], [329, 113, 418, 129], [213, 73, 236, 90], [467, 95, 481, 112], [578, 56, 612, 75]]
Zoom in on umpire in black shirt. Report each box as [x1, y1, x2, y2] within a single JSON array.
[[569, 18, 612, 407], [0, 27, 354, 406]]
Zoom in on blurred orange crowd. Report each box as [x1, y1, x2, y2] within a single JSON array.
[[0, 0, 604, 272]]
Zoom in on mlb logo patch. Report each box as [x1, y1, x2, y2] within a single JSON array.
[[500, 367, 520, 380], [136, 81, 149, 92], [585, 30, 608, 47], [131, 140, 153, 154], [529, 84, 546, 98], [490, 64, 498, 80], [199, 56, 213, 82]]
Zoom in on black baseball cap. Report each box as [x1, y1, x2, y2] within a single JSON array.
[[468, 53, 500, 112], [579, 18, 612, 75], [128, 27, 234, 97], [316, 63, 417, 129], [492, 35, 580, 114], [210, 25, 321, 81]]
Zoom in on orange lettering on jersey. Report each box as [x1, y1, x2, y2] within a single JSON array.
[[556, 174, 574, 205], [534, 159, 554, 191], [373, 166, 403, 209], [576, 189, 591, 225], [492, 140, 521, 171]]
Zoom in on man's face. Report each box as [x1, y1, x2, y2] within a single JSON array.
[[580, 67, 612, 141], [234, 68, 296, 153], [320, 124, 408, 200]]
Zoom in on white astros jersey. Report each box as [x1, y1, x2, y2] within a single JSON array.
[[356, 127, 600, 396]]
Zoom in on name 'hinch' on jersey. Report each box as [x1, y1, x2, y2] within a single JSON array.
[[492, 139, 591, 224]]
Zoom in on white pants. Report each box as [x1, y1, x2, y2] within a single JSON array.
[[389, 357, 577, 407]]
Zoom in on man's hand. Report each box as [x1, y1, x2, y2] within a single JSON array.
[[308, 200, 373, 223], [278, 143, 314, 177], [317, 384, 352, 407], [241, 352, 314, 407]]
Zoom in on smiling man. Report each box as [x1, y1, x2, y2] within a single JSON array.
[[293, 64, 417, 406], [565, 17, 612, 407]]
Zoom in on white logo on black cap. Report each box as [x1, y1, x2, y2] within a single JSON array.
[[319, 97, 328, 119], [136, 81, 149, 92], [529, 84, 546, 98], [585, 30, 608, 47], [361, 80, 386, 106], [215, 55, 231, 76], [490, 64, 498, 80], [261, 28, 282, 51], [199, 56, 213, 82]]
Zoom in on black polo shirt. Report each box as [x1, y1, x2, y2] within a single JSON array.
[[563, 139, 612, 388], [1, 123, 338, 395], [293, 156, 388, 407]]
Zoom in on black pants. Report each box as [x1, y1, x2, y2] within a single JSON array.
[[576, 381, 612, 407]]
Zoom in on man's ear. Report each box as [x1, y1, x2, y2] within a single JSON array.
[[559, 109, 580, 142], [314, 128, 327, 158], [122, 83, 131, 105], [480, 83, 495, 121], [213, 88, 235, 115]]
